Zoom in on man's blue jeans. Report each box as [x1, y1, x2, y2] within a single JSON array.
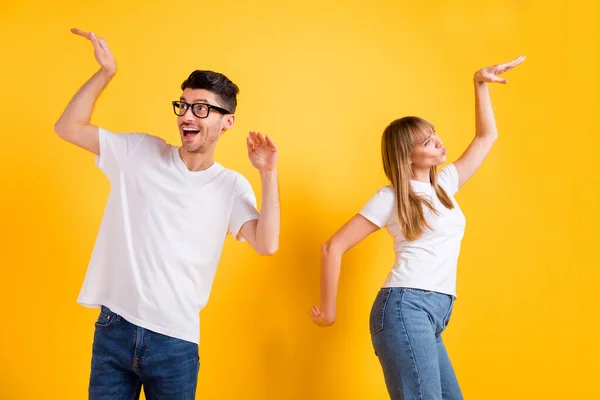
[[89, 306, 199, 400]]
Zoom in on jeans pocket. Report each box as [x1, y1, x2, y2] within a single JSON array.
[[442, 298, 455, 329], [95, 306, 117, 328], [404, 287, 435, 296], [369, 288, 392, 337]]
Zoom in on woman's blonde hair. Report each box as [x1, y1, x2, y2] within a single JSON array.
[[381, 116, 454, 241]]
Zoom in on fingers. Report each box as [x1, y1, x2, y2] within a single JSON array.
[[265, 135, 278, 150], [511, 55, 526, 65], [70, 28, 91, 39], [311, 305, 321, 316], [72, 28, 103, 56], [246, 136, 254, 151], [89, 32, 101, 51], [71, 28, 110, 53], [249, 131, 278, 150], [496, 58, 516, 70], [506, 55, 526, 72], [248, 131, 257, 146], [250, 132, 266, 146], [250, 131, 266, 146], [498, 55, 526, 73], [97, 37, 111, 53]]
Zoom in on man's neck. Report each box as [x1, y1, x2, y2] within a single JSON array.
[[178, 147, 216, 172]]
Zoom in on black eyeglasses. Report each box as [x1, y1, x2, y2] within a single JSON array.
[[172, 101, 232, 119]]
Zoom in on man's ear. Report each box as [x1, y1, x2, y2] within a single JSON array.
[[222, 114, 235, 131]]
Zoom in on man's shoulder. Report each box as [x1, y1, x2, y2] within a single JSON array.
[[139, 133, 170, 147], [127, 133, 174, 158], [215, 163, 248, 180], [212, 164, 254, 191]]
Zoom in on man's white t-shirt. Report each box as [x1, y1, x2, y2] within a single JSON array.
[[76, 128, 259, 344], [359, 164, 466, 298]]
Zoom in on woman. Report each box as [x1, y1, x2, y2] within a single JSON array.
[[311, 56, 525, 399]]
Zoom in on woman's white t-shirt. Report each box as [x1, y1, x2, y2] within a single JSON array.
[[359, 164, 466, 297]]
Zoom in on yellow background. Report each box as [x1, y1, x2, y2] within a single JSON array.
[[1, 0, 598, 399]]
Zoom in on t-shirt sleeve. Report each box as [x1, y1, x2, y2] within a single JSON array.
[[228, 174, 260, 241], [94, 127, 147, 180], [437, 163, 460, 196], [358, 186, 396, 228]]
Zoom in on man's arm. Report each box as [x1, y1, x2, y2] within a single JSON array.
[[54, 29, 117, 155], [238, 131, 280, 255]]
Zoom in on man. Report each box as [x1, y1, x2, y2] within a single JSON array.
[[54, 28, 280, 400]]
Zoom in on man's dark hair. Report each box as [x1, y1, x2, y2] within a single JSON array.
[[181, 70, 239, 113]]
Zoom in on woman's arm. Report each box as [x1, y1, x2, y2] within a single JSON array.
[[311, 214, 380, 327], [454, 55, 525, 188]]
